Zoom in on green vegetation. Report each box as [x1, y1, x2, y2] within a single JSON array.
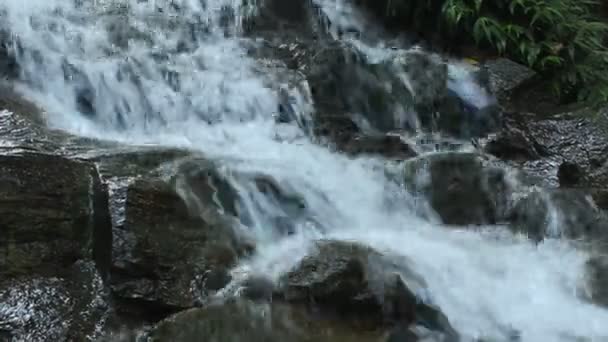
[[376, 0, 608, 105]]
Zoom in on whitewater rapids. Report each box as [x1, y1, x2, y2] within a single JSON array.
[[1, 0, 607, 340]]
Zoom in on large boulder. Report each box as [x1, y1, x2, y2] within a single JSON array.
[[305, 44, 416, 134], [439, 62, 502, 138], [0, 261, 109, 341], [485, 112, 549, 162], [110, 158, 250, 318], [403, 152, 509, 225], [146, 300, 384, 342], [0, 153, 112, 340], [0, 152, 112, 278], [278, 240, 458, 339], [508, 189, 608, 242], [486, 106, 608, 196], [483, 58, 537, 103]]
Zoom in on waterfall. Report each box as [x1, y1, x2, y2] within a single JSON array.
[[1, 0, 607, 341]]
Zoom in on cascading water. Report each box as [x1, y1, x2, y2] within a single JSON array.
[[1, 0, 608, 341]]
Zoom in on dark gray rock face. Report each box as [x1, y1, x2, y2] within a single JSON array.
[[278, 240, 458, 339], [0, 261, 110, 342], [244, 0, 314, 36], [486, 109, 608, 209], [0, 30, 18, 80], [304, 44, 415, 133], [341, 134, 418, 160], [508, 189, 608, 242], [0, 152, 112, 278], [110, 158, 250, 318], [404, 152, 509, 225], [0, 153, 112, 341], [483, 58, 537, 102], [485, 112, 549, 162], [146, 300, 385, 342]]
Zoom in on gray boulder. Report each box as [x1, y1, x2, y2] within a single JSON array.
[[0, 152, 112, 278], [0, 261, 109, 342], [508, 189, 608, 242], [484, 58, 537, 102], [403, 152, 509, 225], [278, 240, 458, 339], [110, 158, 250, 317], [146, 299, 385, 342]]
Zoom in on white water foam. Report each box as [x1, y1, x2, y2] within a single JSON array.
[[1, 0, 608, 341]]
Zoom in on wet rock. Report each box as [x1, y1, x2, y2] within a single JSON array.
[[508, 189, 608, 242], [0, 30, 18, 79], [147, 299, 384, 342], [278, 240, 458, 339], [591, 189, 608, 211], [396, 50, 448, 110], [528, 116, 608, 177], [239, 276, 275, 302], [238, 174, 311, 235], [305, 43, 416, 134], [585, 256, 608, 307], [491, 111, 608, 207], [483, 58, 537, 102], [89, 146, 193, 179], [110, 159, 249, 318], [558, 161, 585, 187], [485, 113, 548, 161], [0, 152, 112, 278], [438, 62, 501, 138], [244, 0, 313, 35], [404, 152, 509, 225], [0, 261, 109, 342], [342, 134, 418, 160]]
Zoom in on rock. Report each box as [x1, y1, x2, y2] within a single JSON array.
[[147, 300, 384, 342], [110, 158, 250, 318], [403, 152, 509, 225], [585, 256, 608, 307], [396, 50, 448, 110], [0, 261, 109, 341], [508, 189, 608, 242], [591, 189, 608, 211], [238, 174, 312, 235], [278, 240, 458, 338], [486, 109, 608, 192], [341, 134, 418, 160], [527, 116, 608, 179], [438, 62, 501, 138], [239, 276, 275, 302], [89, 146, 193, 179], [485, 113, 548, 161], [0, 30, 18, 79], [557, 161, 585, 187], [483, 58, 537, 102], [306, 43, 416, 134], [0, 152, 112, 278], [244, 0, 313, 35]]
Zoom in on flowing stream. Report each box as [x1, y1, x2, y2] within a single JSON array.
[[1, 0, 608, 341]]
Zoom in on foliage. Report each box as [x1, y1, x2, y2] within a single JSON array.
[[379, 0, 608, 105]]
